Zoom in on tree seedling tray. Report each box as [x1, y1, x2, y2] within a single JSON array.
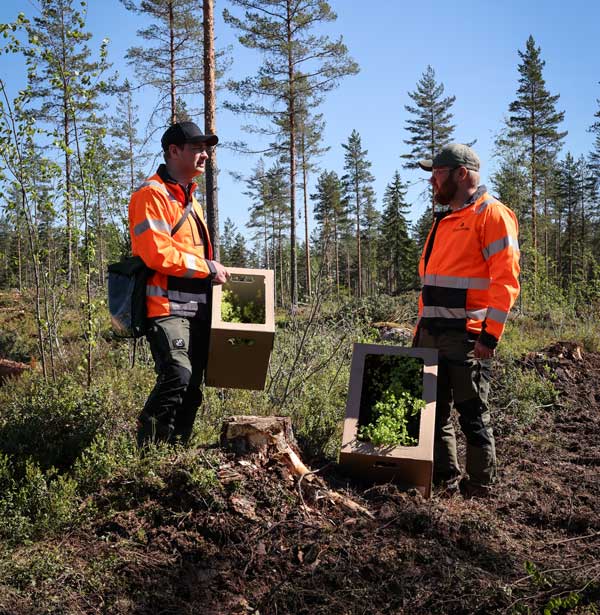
[[206, 268, 275, 390], [339, 343, 438, 498]]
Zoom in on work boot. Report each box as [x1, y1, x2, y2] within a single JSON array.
[[459, 479, 493, 499], [136, 411, 174, 448], [433, 473, 461, 498]]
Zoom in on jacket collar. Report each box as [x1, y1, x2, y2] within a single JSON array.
[[157, 164, 198, 202], [466, 185, 487, 205], [447, 185, 488, 214]]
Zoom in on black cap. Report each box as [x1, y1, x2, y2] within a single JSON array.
[[161, 121, 218, 151]]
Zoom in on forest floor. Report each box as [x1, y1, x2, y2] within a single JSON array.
[[1, 341, 599, 615]]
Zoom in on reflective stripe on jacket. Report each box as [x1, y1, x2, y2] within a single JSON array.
[[129, 165, 214, 319], [417, 186, 520, 348]]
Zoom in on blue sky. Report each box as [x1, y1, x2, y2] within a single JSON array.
[[1, 0, 599, 233]]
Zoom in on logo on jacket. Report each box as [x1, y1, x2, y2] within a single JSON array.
[[173, 338, 185, 349], [453, 221, 470, 231]]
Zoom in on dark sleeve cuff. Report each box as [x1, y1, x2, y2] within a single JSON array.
[[478, 329, 498, 349], [206, 259, 217, 278]]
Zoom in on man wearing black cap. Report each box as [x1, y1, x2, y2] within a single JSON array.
[[414, 143, 520, 497], [129, 121, 229, 446]]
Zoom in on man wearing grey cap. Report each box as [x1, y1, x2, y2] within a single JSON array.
[[129, 121, 229, 446], [414, 143, 520, 497]]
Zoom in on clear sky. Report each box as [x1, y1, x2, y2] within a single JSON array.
[[1, 0, 599, 232]]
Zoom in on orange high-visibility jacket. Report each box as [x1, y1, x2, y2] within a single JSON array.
[[129, 165, 216, 319], [417, 186, 520, 348]]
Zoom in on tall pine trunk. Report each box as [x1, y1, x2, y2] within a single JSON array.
[[168, 0, 176, 123], [203, 0, 220, 259], [354, 171, 362, 298], [63, 104, 73, 287], [301, 133, 311, 297], [531, 130, 537, 296], [286, 0, 297, 308], [334, 216, 340, 298], [543, 175, 549, 279]]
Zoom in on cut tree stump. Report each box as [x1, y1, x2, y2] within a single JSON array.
[[221, 415, 374, 519]]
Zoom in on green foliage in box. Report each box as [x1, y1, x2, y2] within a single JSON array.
[[358, 355, 424, 447], [221, 288, 265, 324]]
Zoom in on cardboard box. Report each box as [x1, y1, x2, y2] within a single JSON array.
[[339, 343, 438, 498], [206, 267, 275, 390]]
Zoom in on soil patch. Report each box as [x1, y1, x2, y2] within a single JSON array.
[[1, 342, 598, 614]]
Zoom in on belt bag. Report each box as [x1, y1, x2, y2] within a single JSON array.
[[107, 199, 194, 338]]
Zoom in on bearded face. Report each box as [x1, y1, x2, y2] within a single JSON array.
[[433, 169, 459, 206]]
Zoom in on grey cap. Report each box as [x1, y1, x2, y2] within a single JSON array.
[[418, 143, 480, 172]]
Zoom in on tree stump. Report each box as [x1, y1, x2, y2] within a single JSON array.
[[221, 415, 374, 519]]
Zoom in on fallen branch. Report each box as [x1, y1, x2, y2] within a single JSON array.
[[548, 531, 600, 545], [0, 358, 30, 383]]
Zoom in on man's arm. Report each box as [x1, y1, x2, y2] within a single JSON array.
[[477, 204, 520, 354]]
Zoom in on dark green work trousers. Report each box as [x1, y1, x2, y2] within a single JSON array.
[[137, 316, 210, 447], [415, 327, 496, 487]]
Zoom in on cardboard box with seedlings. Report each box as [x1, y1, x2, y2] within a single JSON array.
[[340, 343, 438, 498], [206, 268, 275, 391]]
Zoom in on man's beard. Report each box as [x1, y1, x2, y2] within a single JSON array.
[[434, 175, 458, 206]]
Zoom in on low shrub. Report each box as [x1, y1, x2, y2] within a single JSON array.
[[0, 328, 34, 363], [72, 433, 135, 495], [335, 292, 418, 325], [0, 374, 108, 471], [491, 361, 559, 436], [0, 454, 78, 544], [0, 358, 154, 473]]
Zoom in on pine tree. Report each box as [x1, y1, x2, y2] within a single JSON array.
[[507, 35, 567, 286], [590, 96, 600, 178], [224, 0, 358, 308], [412, 209, 434, 257], [361, 187, 379, 295], [245, 162, 290, 305], [576, 155, 592, 282], [342, 130, 374, 297], [121, 0, 204, 127], [556, 153, 585, 287], [588, 95, 600, 239], [271, 85, 329, 298], [311, 170, 345, 294], [244, 160, 272, 268], [111, 81, 145, 196], [107, 80, 148, 259], [220, 218, 248, 267], [402, 65, 456, 215], [379, 171, 418, 294], [297, 105, 328, 297]]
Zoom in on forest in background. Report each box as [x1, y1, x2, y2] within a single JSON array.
[[0, 1, 599, 382]]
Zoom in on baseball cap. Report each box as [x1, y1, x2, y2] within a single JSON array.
[[418, 143, 480, 172], [161, 121, 218, 151]]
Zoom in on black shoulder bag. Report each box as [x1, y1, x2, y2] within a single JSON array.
[[107, 201, 194, 338]]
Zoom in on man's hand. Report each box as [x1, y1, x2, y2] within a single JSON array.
[[474, 341, 495, 359], [211, 261, 230, 285]]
